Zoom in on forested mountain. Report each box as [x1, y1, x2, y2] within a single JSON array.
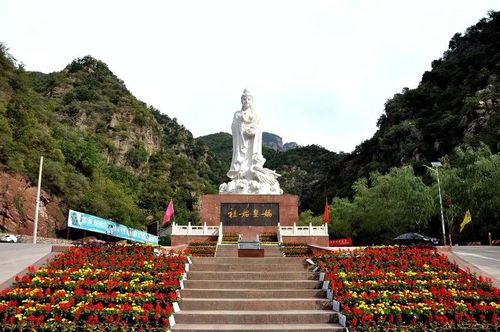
[[0, 49, 226, 234], [334, 11, 499, 195], [197, 131, 297, 167], [197, 132, 233, 168]]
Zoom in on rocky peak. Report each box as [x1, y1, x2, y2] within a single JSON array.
[[463, 83, 499, 139], [262, 132, 298, 152]]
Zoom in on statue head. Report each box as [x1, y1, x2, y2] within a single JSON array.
[[241, 88, 253, 110]]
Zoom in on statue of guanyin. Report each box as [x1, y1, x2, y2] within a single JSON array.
[[219, 89, 283, 195]]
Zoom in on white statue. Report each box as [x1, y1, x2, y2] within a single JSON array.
[[227, 88, 262, 180], [220, 89, 283, 195]]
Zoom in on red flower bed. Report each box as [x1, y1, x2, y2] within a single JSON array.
[[0, 242, 186, 331], [314, 246, 500, 331]]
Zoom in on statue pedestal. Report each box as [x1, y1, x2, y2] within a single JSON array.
[[200, 194, 298, 240], [171, 194, 329, 246]]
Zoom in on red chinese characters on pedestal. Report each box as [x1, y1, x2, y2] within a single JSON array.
[[329, 238, 353, 246]]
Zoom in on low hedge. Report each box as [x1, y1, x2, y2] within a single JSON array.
[[222, 232, 239, 243], [260, 233, 278, 243], [281, 242, 311, 257], [187, 241, 217, 256]]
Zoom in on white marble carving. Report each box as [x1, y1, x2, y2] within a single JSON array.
[[220, 89, 283, 195]]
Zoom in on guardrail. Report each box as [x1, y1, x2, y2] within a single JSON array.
[[171, 222, 220, 236], [277, 222, 328, 242]]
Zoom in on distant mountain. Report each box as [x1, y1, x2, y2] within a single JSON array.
[[283, 142, 299, 151], [197, 132, 278, 171], [262, 132, 298, 152], [264, 145, 346, 212], [196, 132, 232, 168], [198, 131, 298, 155]]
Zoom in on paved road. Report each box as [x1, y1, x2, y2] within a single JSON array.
[[451, 246, 500, 282], [0, 243, 53, 285]]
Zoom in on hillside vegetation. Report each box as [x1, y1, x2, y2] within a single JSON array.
[[0, 48, 225, 230]]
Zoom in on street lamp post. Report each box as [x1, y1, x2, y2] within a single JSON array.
[[426, 161, 446, 245], [33, 156, 44, 244]]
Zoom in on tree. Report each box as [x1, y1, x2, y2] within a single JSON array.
[[346, 166, 435, 244], [438, 144, 500, 242]]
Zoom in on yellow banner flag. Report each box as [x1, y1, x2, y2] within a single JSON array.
[[460, 209, 472, 232]]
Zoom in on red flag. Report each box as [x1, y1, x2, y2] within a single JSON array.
[[162, 200, 174, 225], [323, 198, 329, 223]]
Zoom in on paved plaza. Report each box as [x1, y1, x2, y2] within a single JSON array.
[[450, 246, 500, 283], [0, 243, 53, 285]]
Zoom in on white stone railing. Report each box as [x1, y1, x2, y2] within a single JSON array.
[[277, 222, 328, 242], [171, 222, 220, 236], [217, 222, 223, 244]]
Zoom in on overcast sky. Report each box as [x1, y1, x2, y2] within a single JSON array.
[[1, 1, 498, 152]]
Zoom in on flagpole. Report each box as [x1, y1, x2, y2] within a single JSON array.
[[33, 156, 44, 244]]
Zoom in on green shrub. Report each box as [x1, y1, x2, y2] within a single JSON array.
[[281, 242, 310, 257], [222, 232, 239, 243], [259, 232, 278, 243], [187, 241, 217, 256], [159, 235, 171, 246]]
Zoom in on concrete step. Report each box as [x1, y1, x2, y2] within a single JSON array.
[[189, 263, 311, 272], [216, 245, 283, 258], [174, 310, 339, 324], [179, 298, 331, 311], [262, 249, 283, 257], [183, 280, 321, 289], [187, 271, 318, 280], [216, 251, 283, 258], [180, 289, 326, 299], [190, 257, 305, 265], [216, 247, 239, 258], [172, 323, 345, 331], [216, 252, 239, 257]]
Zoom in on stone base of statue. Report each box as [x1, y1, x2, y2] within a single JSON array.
[[219, 179, 283, 195], [201, 194, 298, 240], [170, 194, 329, 247]]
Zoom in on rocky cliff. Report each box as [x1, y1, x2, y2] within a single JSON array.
[[262, 132, 298, 152], [0, 172, 65, 236]]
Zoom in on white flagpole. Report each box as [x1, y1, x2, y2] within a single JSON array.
[[33, 156, 44, 244]]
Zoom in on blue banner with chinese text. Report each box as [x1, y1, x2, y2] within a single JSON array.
[[67, 209, 158, 244]]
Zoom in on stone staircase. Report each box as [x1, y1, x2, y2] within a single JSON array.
[[172, 249, 345, 331], [216, 244, 282, 257]]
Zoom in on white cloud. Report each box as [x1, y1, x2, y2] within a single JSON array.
[[1, 0, 498, 152]]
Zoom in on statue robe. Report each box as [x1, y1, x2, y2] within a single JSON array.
[[227, 108, 262, 180]]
